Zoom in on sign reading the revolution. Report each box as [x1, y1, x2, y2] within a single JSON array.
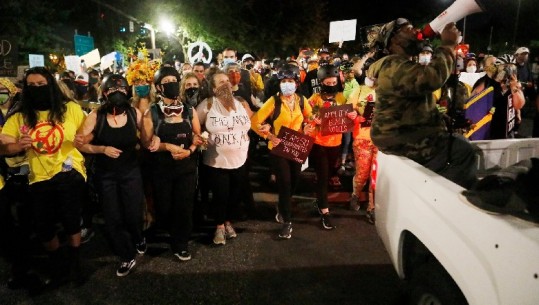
[[0, 38, 18, 77], [320, 104, 354, 136], [270, 126, 314, 164]]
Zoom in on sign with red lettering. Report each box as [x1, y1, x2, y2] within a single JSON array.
[[270, 126, 314, 164], [320, 104, 354, 136]]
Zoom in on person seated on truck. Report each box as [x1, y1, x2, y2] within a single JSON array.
[[366, 19, 477, 189]]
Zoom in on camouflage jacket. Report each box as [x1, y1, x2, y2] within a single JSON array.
[[366, 46, 454, 164]]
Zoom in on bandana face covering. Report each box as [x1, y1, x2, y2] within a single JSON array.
[[214, 83, 234, 105], [185, 87, 199, 107], [159, 100, 184, 117]]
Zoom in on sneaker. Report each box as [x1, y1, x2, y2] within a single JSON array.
[[80, 228, 95, 244], [136, 238, 147, 255], [225, 223, 237, 239], [366, 210, 375, 225], [321, 213, 336, 230], [349, 195, 360, 211], [116, 259, 136, 277], [337, 165, 346, 175], [278, 222, 293, 239], [174, 251, 192, 261], [213, 228, 226, 245]]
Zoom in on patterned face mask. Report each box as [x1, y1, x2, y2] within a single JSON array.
[[214, 83, 234, 105]]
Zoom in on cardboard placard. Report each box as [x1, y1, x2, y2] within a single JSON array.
[[320, 104, 354, 136], [270, 126, 314, 164], [329, 19, 357, 43]]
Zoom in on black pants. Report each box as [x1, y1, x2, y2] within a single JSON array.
[[310, 144, 341, 209], [423, 134, 477, 189], [96, 167, 144, 262], [271, 155, 302, 223], [152, 171, 196, 252], [29, 170, 85, 242], [207, 165, 243, 225]]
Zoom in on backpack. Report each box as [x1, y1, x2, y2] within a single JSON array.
[[266, 94, 305, 126], [151, 102, 193, 135]]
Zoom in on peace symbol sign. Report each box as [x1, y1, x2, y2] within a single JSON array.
[[188, 41, 212, 64]]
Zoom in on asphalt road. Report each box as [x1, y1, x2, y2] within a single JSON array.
[[0, 144, 406, 305]]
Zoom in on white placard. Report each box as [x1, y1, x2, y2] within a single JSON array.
[[459, 72, 485, 88], [80, 48, 101, 68], [29, 54, 45, 68], [64, 55, 82, 75], [329, 19, 357, 43], [100, 51, 117, 71]]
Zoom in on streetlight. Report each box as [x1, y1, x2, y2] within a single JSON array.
[[143, 23, 156, 50], [160, 20, 176, 36]]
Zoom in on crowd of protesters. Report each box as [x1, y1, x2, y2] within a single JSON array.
[[1, 17, 538, 294]]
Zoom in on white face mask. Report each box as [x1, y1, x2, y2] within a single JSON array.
[[280, 82, 296, 96], [466, 66, 477, 73], [418, 54, 431, 65]]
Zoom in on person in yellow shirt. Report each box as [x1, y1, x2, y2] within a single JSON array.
[[1, 67, 87, 286], [347, 82, 378, 224], [251, 64, 312, 239]]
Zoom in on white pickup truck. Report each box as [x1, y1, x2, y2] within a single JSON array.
[[375, 138, 539, 305]]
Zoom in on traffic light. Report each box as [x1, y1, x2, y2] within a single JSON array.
[[119, 25, 127, 33]]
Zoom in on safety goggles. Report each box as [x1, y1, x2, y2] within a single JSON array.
[[277, 70, 298, 80], [159, 101, 184, 117]]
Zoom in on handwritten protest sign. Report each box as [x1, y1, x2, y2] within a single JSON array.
[[270, 126, 314, 164], [320, 104, 354, 136]]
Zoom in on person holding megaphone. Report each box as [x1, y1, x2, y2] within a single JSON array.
[[366, 20, 477, 189]]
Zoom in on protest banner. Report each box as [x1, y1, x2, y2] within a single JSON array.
[[270, 126, 314, 164]]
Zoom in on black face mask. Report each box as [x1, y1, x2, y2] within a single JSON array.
[[185, 87, 199, 107], [105, 91, 130, 114], [25, 85, 52, 111], [246, 64, 254, 70], [161, 82, 180, 99], [320, 84, 339, 94]]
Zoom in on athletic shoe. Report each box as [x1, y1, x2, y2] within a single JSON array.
[[80, 228, 95, 244], [321, 213, 336, 230], [225, 223, 237, 239], [174, 251, 192, 261], [116, 259, 136, 277], [213, 228, 226, 245], [136, 238, 147, 255], [366, 210, 375, 225], [337, 165, 346, 175], [275, 212, 284, 224], [278, 222, 293, 239], [313, 200, 323, 215]]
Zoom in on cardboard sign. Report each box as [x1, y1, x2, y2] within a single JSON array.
[[270, 126, 314, 164], [320, 104, 354, 136], [329, 19, 357, 43], [29, 54, 44, 68], [80, 48, 100, 67], [361, 102, 375, 128]]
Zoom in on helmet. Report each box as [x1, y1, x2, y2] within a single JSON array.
[[153, 66, 181, 85], [101, 74, 129, 92], [495, 54, 516, 65], [317, 64, 339, 81], [339, 61, 354, 72], [277, 64, 300, 81]]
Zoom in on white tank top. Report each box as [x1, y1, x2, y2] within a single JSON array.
[[203, 97, 251, 169]]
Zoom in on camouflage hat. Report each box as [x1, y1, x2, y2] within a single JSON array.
[[369, 18, 411, 50]]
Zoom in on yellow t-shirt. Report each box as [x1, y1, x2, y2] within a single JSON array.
[[0, 174, 4, 190], [1, 101, 87, 184], [347, 85, 376, 140]]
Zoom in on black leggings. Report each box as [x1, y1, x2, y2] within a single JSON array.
[[207, 165, 243, 225], [271, 154, 302, 223], [310, 144, 341, 209]]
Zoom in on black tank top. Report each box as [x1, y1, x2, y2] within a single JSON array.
[[153, 118, 196, 175], [94, 109, 139, 171]]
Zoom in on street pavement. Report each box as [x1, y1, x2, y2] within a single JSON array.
[[0, 143, 405, 305]]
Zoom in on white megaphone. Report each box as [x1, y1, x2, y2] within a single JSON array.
[[423, 0, 485, 38]]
